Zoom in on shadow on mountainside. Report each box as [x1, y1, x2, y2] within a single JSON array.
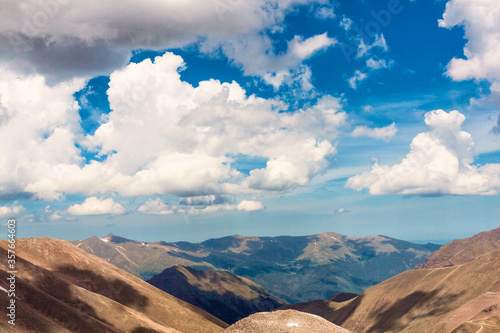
[[368, 289, 464, 332], [0, 246, 153, 332], [56, 265, 150, 311], [328, 293, 365, 325], [148, 266, 285, 324], [1, 266, 119, 332], [131, 327, 162, 333]]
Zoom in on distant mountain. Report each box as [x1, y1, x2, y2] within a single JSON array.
[[0, 238, 227, 332], [223, 309, 351, 333], [415, 226, 500, 269], [148, 265, 287, 324], [74, 232, 439, 303], [284, 241, 500, 332], [72, 234, 216, 280]]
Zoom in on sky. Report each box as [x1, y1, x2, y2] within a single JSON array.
[[0, 0, 499, 243]]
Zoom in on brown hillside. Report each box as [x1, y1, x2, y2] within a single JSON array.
[[148, 265, 287, 324], [223, 309, 351, 333], [284, 248, 500, 332], [0, 238, 227, 333], [415, 226, 500, 269]]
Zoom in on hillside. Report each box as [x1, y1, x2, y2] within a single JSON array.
[[74, 232, 439, 303], [223, 309, 351, 333], [72, 234, 216, 280], [0, 238, 227, 332], [147, 265, 287, 324], [284, 247, 500, 332], [415, 226, 500, 269]]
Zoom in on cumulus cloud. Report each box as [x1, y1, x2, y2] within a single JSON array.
[[0, 204, 25, 217], [0, 53, 346, 200], [440, 0, 500, 83], [0, 0, 327, 83], [0, 68, 85, 200], [67, 197, 126, 215], [440, 0, 500, 131], [352, 123, 398, 142], [137, 198, 264, 215], [347, 110, 500, 195], [236, 200, 266, 211], [137, 198, 175, 215], [179, 195, 229, 206]]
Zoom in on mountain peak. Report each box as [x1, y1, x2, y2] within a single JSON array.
[[99, 234, 136, 244]]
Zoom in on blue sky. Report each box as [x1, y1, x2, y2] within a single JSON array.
[[0, 0, 499, 243]]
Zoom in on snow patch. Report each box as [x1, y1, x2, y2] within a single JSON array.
[[287, 322, 299, 327]]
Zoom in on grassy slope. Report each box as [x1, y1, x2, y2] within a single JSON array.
[[0, 238, 227, 332], [284, 248, 500, 332]]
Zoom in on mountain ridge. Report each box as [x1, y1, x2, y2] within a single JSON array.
[[415, 226, 500, 269], [73, 232, 440, 303], [0, 237, 227, 332], [148, 265, 287, 324]]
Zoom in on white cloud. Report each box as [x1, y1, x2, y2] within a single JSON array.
[[207, 32, 336, 89], [50, 211, 63, 220], [137, 198, 174, 215], [356, 34, 388, 59], [440, 0, 500, 133], [352, 123, 398, 142], [290, 33, 337, 60], [67, 197, 126, 215], [347, 110, 500, 196], [315, 6, 336, 20], [137, 198, 264, 215], [362, 105, 374, 113], [440, 0, 500, 84], [348, 70, 368, 89], [366, 58, 388, 70], [0, 68, 85, 200], [340, 16, 353, 31], [0, 204, 25, 217], [179, 195, 228, 206], [342, 34, 391, 88], [236, 200, 266, 211], [0, 53, 346, 200], [0, 0, 327, 83]]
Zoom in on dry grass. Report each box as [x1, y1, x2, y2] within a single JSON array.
[[0, 238, 228, 332]]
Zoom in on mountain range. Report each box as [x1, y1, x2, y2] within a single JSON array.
[[284, 226, 500, 332], [73, 232, 439, 303], [3, 226, 500, 332]]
